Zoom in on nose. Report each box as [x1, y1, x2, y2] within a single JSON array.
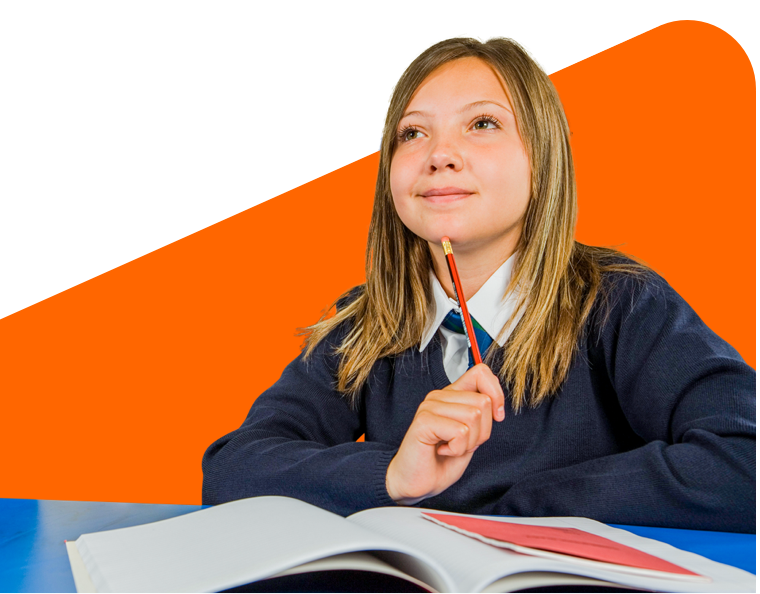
[[426, 134, 463, 173]]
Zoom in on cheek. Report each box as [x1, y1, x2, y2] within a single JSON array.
[[512, 144, 532, 192], [483, 146, 531, 200], [389, 157, 413, 209]]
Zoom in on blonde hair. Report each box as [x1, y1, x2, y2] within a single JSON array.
[[300, 37, 649, 410]]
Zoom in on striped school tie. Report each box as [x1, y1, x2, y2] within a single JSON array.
[[441, 309, 494, 369]]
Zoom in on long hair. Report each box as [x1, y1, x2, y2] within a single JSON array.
[[300, 37, 648, 410]]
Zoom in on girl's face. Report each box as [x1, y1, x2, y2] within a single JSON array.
[[390, 57, 531, 257]]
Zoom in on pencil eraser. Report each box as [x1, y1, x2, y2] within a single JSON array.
[[441, 236, 450, 243]]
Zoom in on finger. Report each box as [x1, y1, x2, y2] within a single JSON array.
[[420, 393, 493, 445], [437, 441, 477, 457], [413, 410, 474, 457], [444, 364, 506, 421], [418, 400, 487, 450]]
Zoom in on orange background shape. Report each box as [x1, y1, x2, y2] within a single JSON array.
[[0, 20, 754, 505]]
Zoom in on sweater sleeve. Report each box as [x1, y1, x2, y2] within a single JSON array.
[[490, 272, 756, 532], [201, 298, 398, 516]]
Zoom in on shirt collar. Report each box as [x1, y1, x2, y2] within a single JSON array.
[[419, 252, 521, 352]]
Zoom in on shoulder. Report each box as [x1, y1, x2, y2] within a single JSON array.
[[302, 284, 366, 362], [335, 284, 366, 312], [590, 254, 669, 325], [584, 253, 703, 359], [589, 255, 748, 369]]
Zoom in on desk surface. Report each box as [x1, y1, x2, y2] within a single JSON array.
[[0, 497, 755, 592]]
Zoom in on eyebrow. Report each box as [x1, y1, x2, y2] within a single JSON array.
[[401, 100, 512, 121]]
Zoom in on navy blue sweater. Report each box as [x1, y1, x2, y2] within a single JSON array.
[[202, 271, 756, 532]]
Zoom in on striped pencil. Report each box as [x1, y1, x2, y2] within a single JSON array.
[[441, 236, 482, 365]]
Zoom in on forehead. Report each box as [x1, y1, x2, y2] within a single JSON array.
[[405, 57, 511, 114]]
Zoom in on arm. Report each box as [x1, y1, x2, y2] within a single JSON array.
[[491, 273, 756, 532], [201, 316, 398, 516]]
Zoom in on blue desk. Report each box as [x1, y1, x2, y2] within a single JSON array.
[[0, 498, 755, 592]]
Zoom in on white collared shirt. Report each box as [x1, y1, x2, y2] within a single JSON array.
[[419, 252, 523, 382]]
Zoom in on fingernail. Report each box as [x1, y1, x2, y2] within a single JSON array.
[[497, 406, 505, 421]]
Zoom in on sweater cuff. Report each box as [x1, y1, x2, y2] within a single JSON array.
[[373, 449, 399, 508]]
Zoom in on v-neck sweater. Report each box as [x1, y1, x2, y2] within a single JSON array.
[[202, 268, 756, 533]]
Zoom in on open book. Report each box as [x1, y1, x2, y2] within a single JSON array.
[[65, 496, 754, 593]]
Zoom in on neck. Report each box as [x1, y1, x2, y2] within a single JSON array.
[[430, 234, 519, 302]]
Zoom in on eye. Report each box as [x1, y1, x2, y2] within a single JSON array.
[[471, 114, 501, 131], [397, 126, 423, 143]]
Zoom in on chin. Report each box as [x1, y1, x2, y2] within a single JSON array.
[[416, 229, 450, 246], [416, 220, 468, 244], [426, 226, 470, 246]]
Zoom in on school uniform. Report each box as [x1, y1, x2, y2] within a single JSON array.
[[202, 259, 756, 532], [427, 252, 523, 383]]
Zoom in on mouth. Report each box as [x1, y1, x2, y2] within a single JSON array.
[[420, 187, 474, 204]]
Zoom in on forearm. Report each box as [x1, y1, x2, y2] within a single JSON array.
[[490, 433, 755, 532], [202, 405, 399, 515]]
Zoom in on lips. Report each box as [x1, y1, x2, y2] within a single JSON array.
[[420, 187, 474, 203], [421, 187, 473, 197]]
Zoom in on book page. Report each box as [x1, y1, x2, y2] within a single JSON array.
[[73, 496, 448, 593], [481, 571, 638, 593], [270, 552, 436, 591], [348, 508, 756, 593], [66, 540, 96, 593], [69, 541, 436, 594]]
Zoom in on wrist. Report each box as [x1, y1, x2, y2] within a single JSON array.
[[394, 494, 430, 506], [386, 456, 430, 506], [385, 457, 402, 501]]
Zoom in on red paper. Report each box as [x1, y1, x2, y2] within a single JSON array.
[[422, 513, 700, 577]]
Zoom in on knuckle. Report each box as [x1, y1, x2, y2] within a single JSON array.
[[420, 398, 440, 412]]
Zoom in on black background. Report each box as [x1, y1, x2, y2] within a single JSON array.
[[0, 16, 752, 317]]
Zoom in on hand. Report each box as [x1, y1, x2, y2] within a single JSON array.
[[385, 364, 505, 505]]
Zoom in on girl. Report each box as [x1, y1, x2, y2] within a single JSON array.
[[202, 38, 755, 532]]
